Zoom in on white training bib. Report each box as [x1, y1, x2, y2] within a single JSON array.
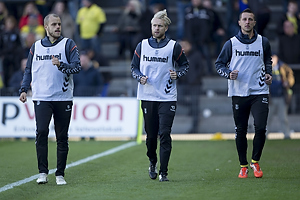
[[228, 35, 269, 97], [137, 39, 177, 101], [32, 38, 74, 101]]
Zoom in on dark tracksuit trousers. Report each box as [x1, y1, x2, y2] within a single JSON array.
[[34, 101, 73, 176], [232, 94, 269, 166], [141, 100, 176, 176]]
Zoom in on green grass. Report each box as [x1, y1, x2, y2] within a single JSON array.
[[0, 139, 300, 200]]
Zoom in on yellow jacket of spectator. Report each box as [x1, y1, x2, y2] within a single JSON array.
[[279, 63, 295, 89], [76, 4, 106, 39], [20, 24, 45, 40]]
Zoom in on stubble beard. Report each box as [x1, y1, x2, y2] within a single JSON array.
[[241, 26, 253, 36], [49, 31, 61, 40], [153, 32, 164, 40]]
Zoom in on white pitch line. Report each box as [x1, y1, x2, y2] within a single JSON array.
[[0, 141, 137, 193]]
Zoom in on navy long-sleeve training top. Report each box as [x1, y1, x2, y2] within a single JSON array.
[[19, 36, 81, 94]]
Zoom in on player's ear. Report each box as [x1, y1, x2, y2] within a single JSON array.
[[165, 25, 168, 32]]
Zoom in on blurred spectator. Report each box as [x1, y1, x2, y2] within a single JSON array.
[[86, 49, 111, 83], [76, 0, 106, 54], [178, 39, 204, 133], [277, 0, 300, 36], [202, 0, 226, 57], [8, 58, 27, 95], [278, 20, 300, 64], [283, 0, 300, 14], [176, 0, 191, 40], [51, 1, 75, 40], [3, 1, 18, 21], [248, 0, 270, 36], [0, 15, 23, 87], [85, 48, 111, 96], [68, 0, 81, 20], [0, 2, 8, 33], [184, 0, 214, 75], [113, 0, 142, 60], [239, 0, 248, 12], [226, 0, 240, 38], [18, 2, 43, 30], [277, 1, 300, 36], [67, 0, 81, 50], [20, 14, 45, 46], [35, 0, 51, 18], [73, 50, 103, 96], [22, 32, 36, 58], [268, 54, 295, 139]]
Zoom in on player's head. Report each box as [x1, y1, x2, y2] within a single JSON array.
[[151, 9, 171, 39], [44, 14, 61, 41], [238, 8, 256, 34]]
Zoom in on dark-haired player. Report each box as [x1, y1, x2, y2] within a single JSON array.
[[215, 8, 272, 178]]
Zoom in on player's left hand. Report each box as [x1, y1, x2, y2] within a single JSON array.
[[265, 74, 272, 85], [19, 92, 27, 103], [169, 70, 177, 80], [52, 55, 60, 67]]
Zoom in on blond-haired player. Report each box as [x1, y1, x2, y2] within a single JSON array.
[[131, 10, 189, 181]]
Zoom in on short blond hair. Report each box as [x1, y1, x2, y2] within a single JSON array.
[[151, 9, 171, 26], [44, 13, 60, 26]]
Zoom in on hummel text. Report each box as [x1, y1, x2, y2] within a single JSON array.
[[235, 50, 260, 57], [143, 55, 168, 63], [36, 53, 61, 61]]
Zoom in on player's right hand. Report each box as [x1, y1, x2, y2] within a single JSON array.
[[230, 70, 239, 80], [52, 55, 60, 67], [140, 76, 148, 85], [19, 92, 27, 103]]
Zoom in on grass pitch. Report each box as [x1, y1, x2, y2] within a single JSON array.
[[0, 139, 299, 200]]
